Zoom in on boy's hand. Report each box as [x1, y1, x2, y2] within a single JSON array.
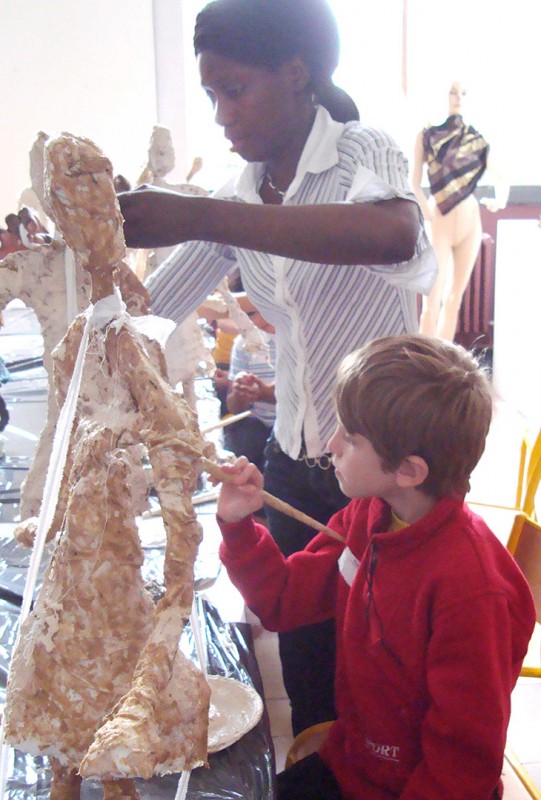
[[217, 456, 264, 523]]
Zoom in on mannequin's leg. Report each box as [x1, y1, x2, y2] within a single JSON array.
[[419, 219, 452, 335], [436, 206, 482, 341]]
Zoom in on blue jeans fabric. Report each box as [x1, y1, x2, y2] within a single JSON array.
[[277, 753, 344, 800], [263, 435, 348, 736], [224, 416, 272, 475]]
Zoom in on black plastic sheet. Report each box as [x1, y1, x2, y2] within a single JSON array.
[[0, 534, 276, 799]]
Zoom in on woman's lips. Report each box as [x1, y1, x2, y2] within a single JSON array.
[[227, 134, 248, 154], [227, 136, 245, 153]]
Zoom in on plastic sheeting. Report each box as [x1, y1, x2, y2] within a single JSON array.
[[0, 532, 276, 800]]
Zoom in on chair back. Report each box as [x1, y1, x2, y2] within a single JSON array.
[[285, 722, 334, 770], [518, 428, 541, 517], [510, 514, 541, 624]]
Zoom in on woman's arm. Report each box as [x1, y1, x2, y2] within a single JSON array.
[[119, 189, 419, 266]]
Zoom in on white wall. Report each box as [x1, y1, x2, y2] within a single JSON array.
[[493, 220, 541, 425], [402, 0, 541, 187], [327, 0, 541, 188], [2, 0, 540, 220], [0, 0, 157, 218]]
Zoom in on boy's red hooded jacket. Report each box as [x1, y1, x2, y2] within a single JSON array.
[[219, 496, 535, 799]]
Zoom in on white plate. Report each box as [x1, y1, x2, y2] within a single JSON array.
[[207, 675, 264, 753]]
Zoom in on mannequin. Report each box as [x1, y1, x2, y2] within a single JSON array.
[[412, 80, 508, 340]]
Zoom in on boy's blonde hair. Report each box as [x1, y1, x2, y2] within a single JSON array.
[[335, 335, 493, 498]]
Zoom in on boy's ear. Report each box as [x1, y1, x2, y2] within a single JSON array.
[[394, 455, 429, 489]]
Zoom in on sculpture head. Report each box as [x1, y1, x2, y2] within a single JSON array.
[[148, 125, 175, 179], [29, 131, 53, 219], [44, 133, 126, 274]]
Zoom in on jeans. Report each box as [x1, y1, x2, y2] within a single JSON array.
[[277, 753, 344, 800], [263, 435, 347, 736], [224, 416, 272, 474]]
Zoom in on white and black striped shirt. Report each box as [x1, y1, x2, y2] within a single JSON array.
[[147, 107, 437, 460]]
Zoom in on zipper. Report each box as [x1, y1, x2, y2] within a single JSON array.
[[367, 542, 378, 590], [365, 541, 378, 619]]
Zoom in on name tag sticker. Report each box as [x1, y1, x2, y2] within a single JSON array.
[[338, 547, 360, 587]]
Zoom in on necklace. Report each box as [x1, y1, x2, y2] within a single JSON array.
[[265, 172, 287, 198]]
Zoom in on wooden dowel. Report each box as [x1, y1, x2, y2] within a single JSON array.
[[200, 457, 345, 544], [201, 410, 251, 434]]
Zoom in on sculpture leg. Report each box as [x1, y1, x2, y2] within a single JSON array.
[[49, 759, 82, 800], [102, 778, 141, 799]]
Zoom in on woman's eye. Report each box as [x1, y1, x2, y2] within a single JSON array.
[[225, 84, 244, 99]]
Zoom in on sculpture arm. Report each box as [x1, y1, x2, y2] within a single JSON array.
[[108, 326, 211, 616]]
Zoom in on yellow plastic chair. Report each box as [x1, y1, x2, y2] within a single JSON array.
[[523, 448, 541, 519], [476, 426, 541, 514], [513, 427, 541, 517], [503, 747, 541, 800], [503, 513, 541, 798], [507, 513, 541, 678], [285, 721, 334, 769], [469, 427, 541, 545]]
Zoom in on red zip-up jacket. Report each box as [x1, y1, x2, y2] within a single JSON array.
[[218, 496, 535, 799]]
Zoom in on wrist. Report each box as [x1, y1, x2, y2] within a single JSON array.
[[217, 513, 260, 549], [194, 196, 226, 242], [216, 513, 246, 524], [259, 384, 274, 403]]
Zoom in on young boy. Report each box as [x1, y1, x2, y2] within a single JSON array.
[[216, 335, 536, 800]]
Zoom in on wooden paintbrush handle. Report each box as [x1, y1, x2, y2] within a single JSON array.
[[200, 457, 345, 544]]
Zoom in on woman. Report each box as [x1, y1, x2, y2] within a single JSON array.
[[412, 80, 508, 340], [119, 0, 435, 737]]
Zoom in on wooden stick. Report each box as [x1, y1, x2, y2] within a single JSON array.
[[201, 410, 251, 434], [200, 457, 345, 544]]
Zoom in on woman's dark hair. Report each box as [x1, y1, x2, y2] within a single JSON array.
[[194, 0, 359, 122]]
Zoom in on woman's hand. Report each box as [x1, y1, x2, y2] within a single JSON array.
[[216, 456, 264, 522], [118, 186, 204, 249], [226, 373, 275, 413], [227, 372, 259, 409]]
